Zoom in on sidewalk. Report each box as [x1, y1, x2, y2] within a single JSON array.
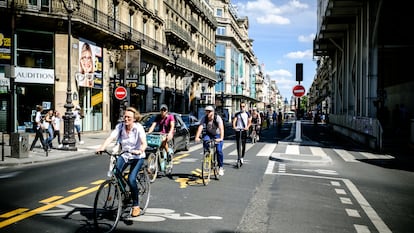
[[0, 131, 111, 167]]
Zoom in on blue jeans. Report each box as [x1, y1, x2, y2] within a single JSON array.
[[45, 125, 54, 147], [203, 134, 224, 167], [115, 157, 144, 207]]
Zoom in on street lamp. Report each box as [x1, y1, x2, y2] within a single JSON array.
[[217, 69, 225, 113], [61, 0, 82, 151], [170, 44, 180, 112]]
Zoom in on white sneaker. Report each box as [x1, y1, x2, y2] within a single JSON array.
[[58, 144, 63, 149], [219, 167, 224, 176], [240, 158, 244, 164], [79, 141, 84, 145]]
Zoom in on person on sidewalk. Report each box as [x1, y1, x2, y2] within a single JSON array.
[[232, 102, 251, 166], [52, 110, 63, 148], [96, 107, 147, 217], [30, 105, 48, 152], [43, 109, 54, 149], [73, 105, 84, 144], [195, 105, 225, 176], [251, 108, 261, 140]]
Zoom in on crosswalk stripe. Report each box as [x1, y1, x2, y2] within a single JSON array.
[[286, 144, 299, 155], [257, 144, 276, 157], [309, 146, 327, 157], [228, 143, 254, 156], [333, 149, 359, 162]]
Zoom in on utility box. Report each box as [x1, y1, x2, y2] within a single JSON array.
[[11, 133, 29, 158]]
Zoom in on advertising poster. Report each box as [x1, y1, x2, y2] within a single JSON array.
[[0, 31, 11, 64], [77, 39, 103, 89]]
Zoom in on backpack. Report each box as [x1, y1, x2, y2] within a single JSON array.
[[204, 113, 219, 136]]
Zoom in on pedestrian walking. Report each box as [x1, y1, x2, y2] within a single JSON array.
[[52, 110, 63, 148], [29, 105, 48, 152], [73, 105, 84, 144], [43, 109, 54, 149]]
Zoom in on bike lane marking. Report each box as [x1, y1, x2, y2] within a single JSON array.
[[266, 162, 392, 233]]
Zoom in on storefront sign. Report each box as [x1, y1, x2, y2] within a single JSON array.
[[14, 67, 54, 84]]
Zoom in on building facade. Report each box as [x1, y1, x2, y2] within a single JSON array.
[[0, 0, 218, 132]]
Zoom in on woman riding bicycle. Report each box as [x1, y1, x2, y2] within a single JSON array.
[[96, 107, 147, 217], [147, 104, 175, 161], [195, 105, 225, 176]]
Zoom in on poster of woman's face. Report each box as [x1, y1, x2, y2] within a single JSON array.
[[78, 40, 102, 88]]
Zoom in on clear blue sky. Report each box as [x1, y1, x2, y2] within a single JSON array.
[[233, 0, 317, 100]]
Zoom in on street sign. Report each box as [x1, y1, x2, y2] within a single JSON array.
[[114, 86, 127, 100], [292, 85, 306, 97]]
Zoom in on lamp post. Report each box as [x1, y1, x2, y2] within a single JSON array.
[[217, 69, 225, 114], [170, 45, 180, 112], [61, 0, 81, 151]]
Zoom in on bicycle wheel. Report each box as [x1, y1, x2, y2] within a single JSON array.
[[146, 152, 158, 183], [137, 167, 151, 211], [201, 151, 212, 185], [166, 152, 173, 176], [251, 130, 256, 144], [212, 151, 220, 180], [93, 179, 122, 233]]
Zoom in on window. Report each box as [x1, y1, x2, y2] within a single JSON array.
[[152, 68, 159, 87], [16, 30, 54, 69], [216, 26, 225, 36], [216, 8, 223, 17]]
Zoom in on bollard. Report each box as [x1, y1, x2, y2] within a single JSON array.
[[294, 120, 302, 142]]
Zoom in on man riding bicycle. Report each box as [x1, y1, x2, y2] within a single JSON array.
[[232, 102, 252, 165], [195, 105, 225, 176], [147, 104, 175, 161]]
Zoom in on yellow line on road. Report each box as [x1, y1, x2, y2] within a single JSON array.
[[0, 208, 29, 218], [0, 184, 100, 228]]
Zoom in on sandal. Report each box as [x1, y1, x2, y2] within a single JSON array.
[[131, 206, 141, 217]]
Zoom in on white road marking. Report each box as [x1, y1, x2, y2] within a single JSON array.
[[334, 149, 359, 162], [257, 144, 276, 156], [340, 197, 353, 205], [354, 224, 371, 233], [335, 188, 346, 195], [265, 160, 275, 174], [346, 208, 361, 218], [286, 144, 299, 155]]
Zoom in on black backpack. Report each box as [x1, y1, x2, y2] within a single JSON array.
[[204, 113, 219, 136]]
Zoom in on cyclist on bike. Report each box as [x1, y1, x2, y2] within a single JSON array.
[[195, 105, 225, 176], [232, 102, 251, 165], [96, 107, 147, 217], [251, 107, 261, 140], [147, 104, 175, 162]]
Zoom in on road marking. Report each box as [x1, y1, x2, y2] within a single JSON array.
[[334, 149, 359, 162], [257, 144, 276, 156], [340, 197, 353, 205], [335, 188, 346, 195], [346, 208, 361, 218], [0, 208, 29, 218], [229, 143, 254, 156], [354, 224, 371, 233], [286, 145, 299, 155], [265, 160, 275, 174], [266, 168, 391, 233]]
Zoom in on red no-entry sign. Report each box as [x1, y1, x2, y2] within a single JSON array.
[[292, 85, 306, 97], [114, 86, 127, 100]]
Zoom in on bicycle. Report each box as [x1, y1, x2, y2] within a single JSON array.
[[146, 132, 174, 182], [200, 138, 220, 185], [250, 123, 259, 144], [93, 150, 151, 233]]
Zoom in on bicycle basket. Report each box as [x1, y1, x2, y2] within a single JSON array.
[[146, 134, 164, 147]]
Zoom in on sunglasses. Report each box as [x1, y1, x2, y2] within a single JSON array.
[[160, 108, 167, 112]]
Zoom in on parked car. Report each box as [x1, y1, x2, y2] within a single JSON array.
[[140, 112, 190, 152], [180, 114, 201, 139]]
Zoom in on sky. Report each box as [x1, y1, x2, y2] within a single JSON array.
[[232, 0, 317, 101]]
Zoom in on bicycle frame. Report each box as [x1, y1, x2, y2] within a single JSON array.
[[201, 139, 219, 185], [146, 132, 173, 182], [93, 150, 151, 233]]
